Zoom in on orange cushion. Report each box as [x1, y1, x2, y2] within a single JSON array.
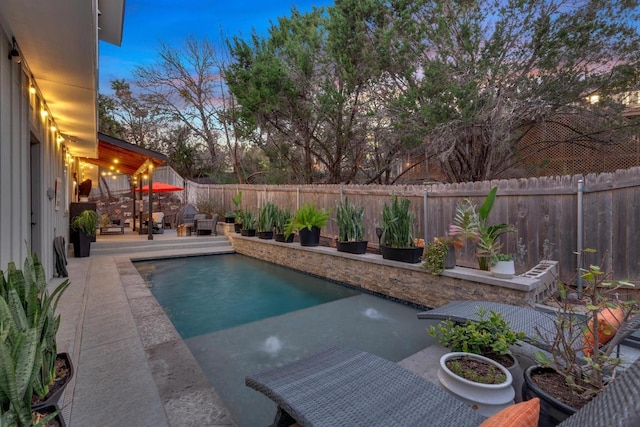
[[582, 306, 624, 356], [479, 398, 540, 427]]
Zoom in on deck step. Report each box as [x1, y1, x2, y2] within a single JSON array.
[[90, 235, 233, 256]]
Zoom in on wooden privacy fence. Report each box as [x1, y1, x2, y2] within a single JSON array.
[[188, 167, 640, 283]]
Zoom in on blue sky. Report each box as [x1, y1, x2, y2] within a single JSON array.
[[99, 0, 334, 94]]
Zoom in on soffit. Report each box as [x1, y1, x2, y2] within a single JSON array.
[[0, 0, 125, 158]]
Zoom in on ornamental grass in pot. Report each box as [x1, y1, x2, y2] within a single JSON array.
[[335, 198, 367, 254], [274, 207, 294, 243], [257, 202, 277, 239], [524, 249, 639, 426], [380, 196, 422, 263]]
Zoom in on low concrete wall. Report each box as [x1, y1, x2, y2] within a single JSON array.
[[230, 233, 552, 308]]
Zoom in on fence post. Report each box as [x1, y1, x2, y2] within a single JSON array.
[[296, 187, 300, 210], [423, 189, 428, 245], [577, 179, 584, 296]]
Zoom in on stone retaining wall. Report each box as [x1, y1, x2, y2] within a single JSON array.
[[228, 230, 551, 308]]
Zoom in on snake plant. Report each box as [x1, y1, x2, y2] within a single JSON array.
[[335, 198, 365, 242], [381, 196, 415, 248], [0, 251, 69, 423]]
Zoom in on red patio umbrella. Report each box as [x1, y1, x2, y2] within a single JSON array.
[[135, 182, 184, 193]]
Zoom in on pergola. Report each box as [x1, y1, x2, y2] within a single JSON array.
[[79, 132, 168, 240]]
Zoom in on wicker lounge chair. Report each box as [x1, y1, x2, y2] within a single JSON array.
[[246, 346, 640, 427]]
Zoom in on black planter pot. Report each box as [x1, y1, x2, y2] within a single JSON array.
[[258, 231, 274, 239], [225, 216, 235, 224], [445, 245, 456, 269], [241, 229, 256, 237], [298, 226, 321, 246], [32, 353, 74, 411], [274, 233, 295, 243], [33, 405, 66, 427], [336, 240, 368, 254], [380, 245, 424, 263], [234, 223, 242, 233], [523, 365, 577, 427], [73, 231, 92, 258]]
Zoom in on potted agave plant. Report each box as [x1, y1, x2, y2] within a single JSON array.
[[257, 202, 277, 239], [285, 203, 331, 247], [274, 207, 294, 243], [335, 198, 368, 254], [380, 196, 423, 263]]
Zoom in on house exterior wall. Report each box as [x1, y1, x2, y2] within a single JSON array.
[[0, 24, 70, 279]]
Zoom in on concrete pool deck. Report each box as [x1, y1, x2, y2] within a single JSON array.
[[53, 229, 238, 426]]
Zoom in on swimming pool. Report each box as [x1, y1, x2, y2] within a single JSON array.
[[136, 254, 436, 426], [136, 254, 359, 338]]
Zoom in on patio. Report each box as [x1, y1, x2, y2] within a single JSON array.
[[52, 228, 640, 426]]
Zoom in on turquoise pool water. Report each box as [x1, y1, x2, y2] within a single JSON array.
[[135, 254, 359, 338], [135, 254, 435, 427]]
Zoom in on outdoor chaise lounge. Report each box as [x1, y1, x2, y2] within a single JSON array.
[[246, 346, 640, 427], [416, 300, 640, 352]]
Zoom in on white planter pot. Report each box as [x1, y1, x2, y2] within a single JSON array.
[[437, 352, 515, 417], [491, 260, 515, 278]]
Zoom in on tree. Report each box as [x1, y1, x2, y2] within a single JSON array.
[[384, 0, 640, 182], [97, 93, 125, 138], [226, 3, 395, 184], [133, 36, 246, 181]]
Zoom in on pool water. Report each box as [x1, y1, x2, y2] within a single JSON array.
[[136, 254, 359, 338], [135, 254, 436, 427]]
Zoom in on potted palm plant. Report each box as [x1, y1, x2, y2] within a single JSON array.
[[335, 198, 368, 254], [285, 203, 331, 247], [70, 209, 98, 257], [380, 196, 422, 263], [448, 186, 516, 271], [257, 202, 277, 239], [274, 207, 294, 243]]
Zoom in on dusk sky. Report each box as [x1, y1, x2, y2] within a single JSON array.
[[99, 0, 334, 94]]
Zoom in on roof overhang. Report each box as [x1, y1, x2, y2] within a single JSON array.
[[0, 0, 125, 158], [80, 133, 167, 176]]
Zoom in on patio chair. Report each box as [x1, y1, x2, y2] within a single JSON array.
[[195, 214, 218, 236], [193, 213, 208, 233], [246, 346, 640, 427], [151, 212, 165, 234]]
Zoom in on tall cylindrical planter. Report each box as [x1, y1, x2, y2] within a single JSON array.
[[444, 245, 456, 269], [437, 352, 515, 417], [523, 366, 576, 427], [298, 226, 321, 247]]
